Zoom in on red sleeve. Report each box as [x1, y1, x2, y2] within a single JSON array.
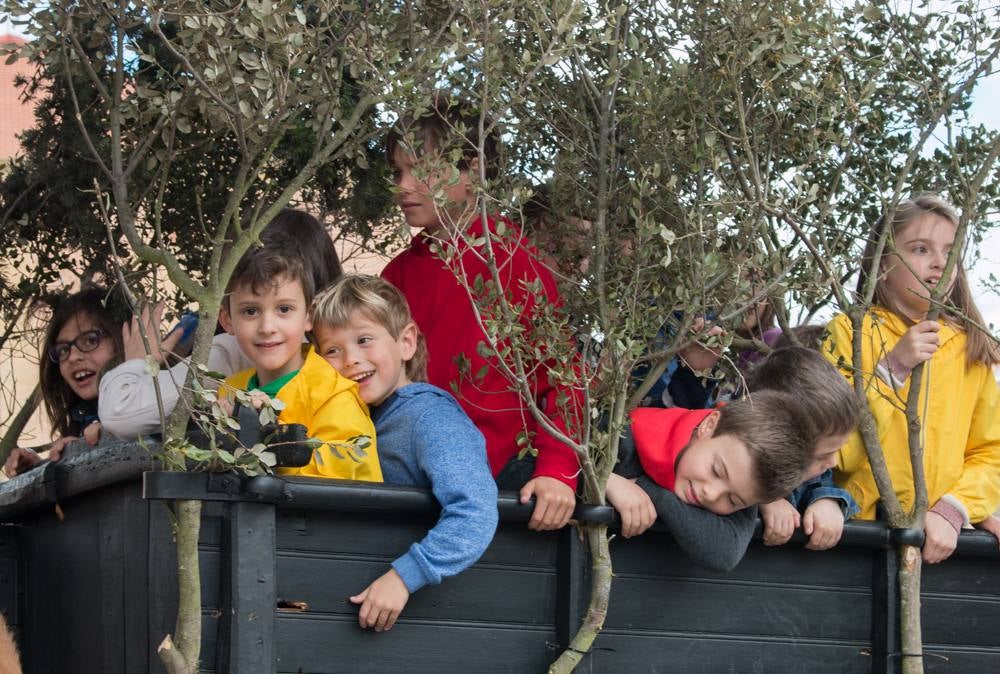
[[509, 237, 583, 489]]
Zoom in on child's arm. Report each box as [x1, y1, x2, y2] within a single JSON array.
[[511, 253, 581, 530], [759, 500, 800, 547], [2, 435, 79, 477], [100, 331, 243, 439], [606, 473, 657, 538], [635, 475, 757, 572], [353, 401, 498, 628], [802, 499, 847, 550], [350, 569, 409, 632]]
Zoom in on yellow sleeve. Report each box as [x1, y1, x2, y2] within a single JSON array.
[[950, 368, 1000, 523], [278, 383, 382, 482], [825, 313, 912, 472], [824, 314, 871, 474]]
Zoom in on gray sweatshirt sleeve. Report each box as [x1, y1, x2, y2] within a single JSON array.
[[636, 475, 757, 573]]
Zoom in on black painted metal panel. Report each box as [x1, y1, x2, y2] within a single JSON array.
[[0, 443, 998, 674]]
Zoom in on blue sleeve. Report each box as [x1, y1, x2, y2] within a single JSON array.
[[391, 402, 499, 593], [787, 469, 860, 519]]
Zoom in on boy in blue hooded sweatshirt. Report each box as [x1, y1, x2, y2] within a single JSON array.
[[311, 274, 498, 632]]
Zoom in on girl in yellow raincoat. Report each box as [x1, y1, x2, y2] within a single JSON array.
[[825, 194, 1000, 564]]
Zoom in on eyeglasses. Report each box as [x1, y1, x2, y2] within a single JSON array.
[[48, 330, 106, 363]]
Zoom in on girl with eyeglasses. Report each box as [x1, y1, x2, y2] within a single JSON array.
[[4, 288, 128, 477]]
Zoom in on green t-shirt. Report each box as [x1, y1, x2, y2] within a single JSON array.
[[246, 369, 299, 398]]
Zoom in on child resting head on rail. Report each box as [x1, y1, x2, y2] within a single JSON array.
[[604, 346, 861, 572], [311, 274, 498, 633], [5, 287, 129, 477], [748, 346, 861, 551], [611, 390, 816, 522]]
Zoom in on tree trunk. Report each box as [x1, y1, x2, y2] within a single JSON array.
[[548, 523, 612, 674], [0, 384, 40, 463], [158, 499, 203, 674], [899, 544, 924, 674]]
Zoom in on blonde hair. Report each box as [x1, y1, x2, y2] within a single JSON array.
[[311, 275, 429, 382], [858, 193, 999, 367]]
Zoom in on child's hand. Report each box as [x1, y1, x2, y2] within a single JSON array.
[[247, 390, 271, 411], [123, 301, 183, 363], [83, 421, 102, 446], [46, 435, 78, 462], [802, 498, 845, 551], [350, 569, 410, 632], [218, 397, 235, 416], [974, 515, 1000, 550], [520, 476, 576, 531], [605, 473, 657, 538], [890, 320, 940, 371], [678, 318, 725, 372], [760, 499, 800, 546], [923, 510, 959, 563], [3, 447, 42, 478]]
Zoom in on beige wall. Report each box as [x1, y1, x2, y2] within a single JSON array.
[[0, 34, 50, 447], [0, 34, 34, 160]]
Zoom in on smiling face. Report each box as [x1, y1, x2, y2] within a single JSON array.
[[392, 145, 476, 234], [55, 312, 116, 401], [882, 212, 959, 321], [220, 274, 310, 385], [313, 310, 417, 407], [673, 413, 761, 515]]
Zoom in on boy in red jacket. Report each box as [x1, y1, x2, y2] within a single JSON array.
[[381, 93, 580, 530]]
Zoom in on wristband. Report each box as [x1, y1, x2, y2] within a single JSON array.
[[877, 354, 912, 389], [929, 500, 964, 535]]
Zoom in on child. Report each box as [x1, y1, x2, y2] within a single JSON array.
[[826, 194, 1000, 564], [4, 288, 128, 477], [220, 239, 380, 481], [99, 208, 343, 439], [612, 390, 815, 519], [605, 349, 859, 570], [380, 93, 580, 531], [311, 275, 498, 632], [749, 347, 860, 550]]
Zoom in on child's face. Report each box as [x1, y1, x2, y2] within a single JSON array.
[[882, 213, 958, 321], [673, 415, 760, 515], [54, 312, 116, 401], [392, 145, 475, 234], [220, 274, 310, 385], [805, 431, 850, 479], [313, 310, 417, 407]]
